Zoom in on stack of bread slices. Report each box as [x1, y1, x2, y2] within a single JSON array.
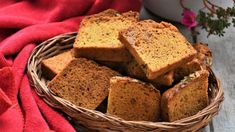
[[41, 9, 213, 122]]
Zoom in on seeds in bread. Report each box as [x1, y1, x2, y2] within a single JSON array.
[[125, 58, 174, 86], [73, 9, 139, 62], [41, 50, 73, 79], [107, 76, 161, 121], [48, 58, 120, 110], [174, 59, 202, 82], [119, 20, 197, 79], [161, 70, 209, 122]]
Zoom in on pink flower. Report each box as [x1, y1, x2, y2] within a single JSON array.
[[181, 9, 198, 29]]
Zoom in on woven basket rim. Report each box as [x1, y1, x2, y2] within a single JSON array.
[[27, 32, 224, 131]]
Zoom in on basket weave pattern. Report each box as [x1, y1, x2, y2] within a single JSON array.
[[27, 32, 224, 131]]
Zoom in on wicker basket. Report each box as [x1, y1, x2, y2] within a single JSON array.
[[27, 32, 224, 132]]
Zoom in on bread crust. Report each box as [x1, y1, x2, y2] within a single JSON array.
[[193, 43, 213, 68], [174, 59, 203, 82], [48, 58, 120, 110], [119, 20, 197, 79], [125, 59, 174, 86], [161, 70, 209, 121], [107, 76, 161, 121], [41, 50, 73, 80], [73, 46, 131, 62], [74, 9, 139, 62], [41, 62, 57, 80]]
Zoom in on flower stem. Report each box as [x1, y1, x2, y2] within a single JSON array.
[[205, 0, 221, 9], [180, 0, 188, 10], [203, 0, 216, 14], [203, 0, 225, 14]]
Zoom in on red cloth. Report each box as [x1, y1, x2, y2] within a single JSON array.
[[0, 0, 141, 131]]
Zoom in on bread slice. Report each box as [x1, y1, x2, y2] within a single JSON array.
[[174, 59, 203, 82], [73, 9, 139, 62], [41, 50, 73, 79], [125, 59, 147, 80], [193, 43, 212, 68], [107, 76, 161, 121], [152, 71, 174, 87], [48, 58, 120, 110], [173, 43, 210, 82], [119, 20, 197, 79], [125, 59, 174, 86], [161, 70, 209, 122]]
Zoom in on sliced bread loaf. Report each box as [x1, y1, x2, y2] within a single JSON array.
[[48, 58, 120, 110], [73, 9, 139, 62], [125, 59, 174, 86], [125, 59, 147, 80], [193, 43, 212, 68], [107, 76, 161, 121], [174, 59, 202, 82], [161, 70, 209, 122], [119, 20, 197, 79], [152, 71, 174, 87], [41, 50, 73, 79]]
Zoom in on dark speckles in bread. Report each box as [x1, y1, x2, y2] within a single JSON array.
[[42, 10, 213, 122], [174, 59, 203, 82], [48, 58, 120, 110], [73, 9, 139, 62], [125, 59, 174, 86], [161, 70, 209, 122], [119, 20, 197, 79], [41, 50, 73, 80], [107, 76, 161, 121]]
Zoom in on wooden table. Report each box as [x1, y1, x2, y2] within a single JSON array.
[[140, 7, 235, 132]]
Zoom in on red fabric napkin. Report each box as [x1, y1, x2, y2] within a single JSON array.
[[0, 0, 141, 131]]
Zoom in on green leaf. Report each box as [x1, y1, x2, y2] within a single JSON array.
[[196, 5, 235, 37]]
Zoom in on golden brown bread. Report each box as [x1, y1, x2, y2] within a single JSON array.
[[125, 59, 147, 80], [125, 59, 174, 86], [41, 50, 73, 79], [48, 58, 120, 110], [119, 20, 197, 79], [73, 9, 139, 62], [161, 70, 209, 122], [173, 42, 212, 82], [173, 43, 211, 82], [193, 43, 213, 68], [107, 76, 161, 121], [174, 59, 203, 82], [152, 71, 174, 87]]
